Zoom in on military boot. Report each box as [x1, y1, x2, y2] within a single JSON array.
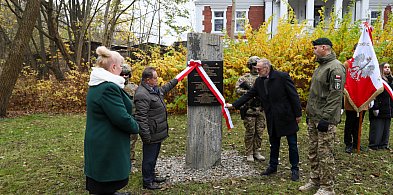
[[314, 188, 335, 195], [299, 180, 319, 191], [253, 152, 265, 161], [246, 154, 254, 162]]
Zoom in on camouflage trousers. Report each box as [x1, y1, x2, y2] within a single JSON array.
[[243, 112, 266, 155], [130, 134, 139, 161], [307, 120, 336, 191]]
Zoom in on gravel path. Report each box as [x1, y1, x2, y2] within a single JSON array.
[[155, 150, 260, 184]]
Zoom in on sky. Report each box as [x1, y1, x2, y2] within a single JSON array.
[[121, 0, 196, 46], [154, 1, 196, 46]]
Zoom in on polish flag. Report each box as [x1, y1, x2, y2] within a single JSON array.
[[344, 22, 384, 112]]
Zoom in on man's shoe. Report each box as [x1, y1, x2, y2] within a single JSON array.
[[153, 177, 166, 183], [314, 188, 335, 195], [246, 154, 254, 162], [113, 192, 131, 195], [299, 180, 318, 191], [368, 146, 378, 151], [143, 182, 161, 190], [377, 146, 391, 150], [360, 146, 368, 151], [253, 152, 265, 161], [261, 166, 277, 176], [291, 170, 299, 181], [345, 145, 352, 153], [352, 145, 368, 152]]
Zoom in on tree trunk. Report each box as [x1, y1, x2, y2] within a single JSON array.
[[0, 0, 41, 117], [102, 0, 112, 47], [146, 0, 159, 44], [0, 26, 11, 60], [37, 13, 49, 80], [45, 0, 75, 70], [75, 0, 93, 70], [49, 39, 65, 80], [102, 0, 120, 47]]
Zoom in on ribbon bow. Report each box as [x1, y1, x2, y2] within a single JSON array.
[[188, 60, 202, 67]]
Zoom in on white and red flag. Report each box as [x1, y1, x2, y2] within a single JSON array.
[[344, 22, 384, 113]]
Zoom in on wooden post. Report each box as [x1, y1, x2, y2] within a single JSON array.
[[186, 33, 223, 170]]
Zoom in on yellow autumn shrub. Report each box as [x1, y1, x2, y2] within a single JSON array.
[[9, 11, 393, 114], [9, 67, 89, 113]]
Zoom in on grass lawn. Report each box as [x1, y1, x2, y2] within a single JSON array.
[[1, 112, 392, 194]]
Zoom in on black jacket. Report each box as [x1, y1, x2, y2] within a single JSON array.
[[134, 79, 178, 143], [233, 69, 302, 137], [369, 81, 393, 119]]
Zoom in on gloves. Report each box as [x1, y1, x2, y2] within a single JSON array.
[[239, 81, 251, 90], [317, 119, 330, 132], [373, 110, 379, 117]]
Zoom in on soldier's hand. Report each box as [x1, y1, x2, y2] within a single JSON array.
[[225, 103, 233, 108], [295, 117, 301, 124], [317, 119, 330, 132], [239, 81, 251, 90]]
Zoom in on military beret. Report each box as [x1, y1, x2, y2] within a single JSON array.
[[312, 37, 333, 47]]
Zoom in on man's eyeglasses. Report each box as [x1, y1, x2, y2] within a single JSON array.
[[120, 72, 131, 77], [256, 66, 268, 71]]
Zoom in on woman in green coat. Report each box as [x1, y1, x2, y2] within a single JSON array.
[[84, 46, 139, 194]]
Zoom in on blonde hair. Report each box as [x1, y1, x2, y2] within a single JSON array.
[[95, 46, 124, 70]]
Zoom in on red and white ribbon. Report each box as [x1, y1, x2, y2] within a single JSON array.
[[175, 60, 200, 81], [175, 60, 234, 129], [382, 79, 393, 100]]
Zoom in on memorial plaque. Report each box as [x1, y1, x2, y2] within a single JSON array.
[[188, 61, 223, 106]]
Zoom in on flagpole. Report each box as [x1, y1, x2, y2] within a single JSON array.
[[356, 111, 364, 153]]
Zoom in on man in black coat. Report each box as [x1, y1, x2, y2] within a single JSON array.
[[226, 58, 302, 181]]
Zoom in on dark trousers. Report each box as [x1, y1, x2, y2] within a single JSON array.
[[86, 176, 128, 194], [344, 110, 365, 147], [369, 118, 391, 149], [268, 133, 299, 171], [142, 142, 161, 184]]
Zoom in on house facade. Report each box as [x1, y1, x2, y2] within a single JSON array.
[[194, 0, 392, 36]]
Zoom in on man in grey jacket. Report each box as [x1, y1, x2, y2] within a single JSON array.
[[134, 66, 178, 190]]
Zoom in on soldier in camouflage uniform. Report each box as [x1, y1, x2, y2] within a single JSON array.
[[235, 56, 266, 162], [121, 64, 139, 172], [300, 38, 345, 195]]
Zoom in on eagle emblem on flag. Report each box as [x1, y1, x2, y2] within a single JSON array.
[[349, 53, 375, 81]]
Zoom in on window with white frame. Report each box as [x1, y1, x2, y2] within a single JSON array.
[[370, 10, 382, 26], [212, 11, 225, 33], [235, 11, 247, 32]]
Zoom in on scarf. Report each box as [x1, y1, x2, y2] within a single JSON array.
[[88, 67, 125, 88]]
